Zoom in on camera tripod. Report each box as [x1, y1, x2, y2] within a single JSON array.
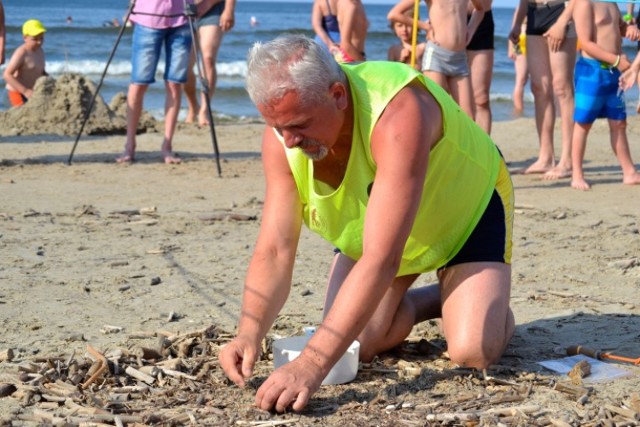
[[67, 0, 222, 176]]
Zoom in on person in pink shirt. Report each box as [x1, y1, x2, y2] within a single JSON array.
[[118, 0, 194, 164]]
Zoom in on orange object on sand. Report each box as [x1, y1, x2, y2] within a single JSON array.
[[567, 345, 640, 365], [7, 90, 27, 107]]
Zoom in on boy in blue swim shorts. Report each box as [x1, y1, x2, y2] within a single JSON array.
[[571, 0, 640, 190], [118, 0, 193, 164]]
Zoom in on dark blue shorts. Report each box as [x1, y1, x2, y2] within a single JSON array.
[[196, 1, 225, 29], [440, 159, 513, 269]]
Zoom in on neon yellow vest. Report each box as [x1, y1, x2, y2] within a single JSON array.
[[283, 62, 500, 275]]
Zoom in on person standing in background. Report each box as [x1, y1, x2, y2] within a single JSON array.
[[509, 0, 576, 179], [312, 0, 341, 53], [3, 19, 47, 107], [508, 18, 528, 114], [311, 0, 368, 63], [570, 0, 640, 190], [183, 0, 236, 126], [118, 0, 193, 164], [388, 0, 485, 120], [466, 0, 494, 134], [0, 0, 6, 65]]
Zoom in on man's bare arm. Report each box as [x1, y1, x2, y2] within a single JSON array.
[[219, 0, 235, 32], [509, 0, 528, 44], [236, 127, 304, 345], [466, 0, 487, 45], [219, 126, 304, 388], [545, 0, 575, 52]]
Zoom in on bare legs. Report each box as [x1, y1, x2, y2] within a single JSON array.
[[438, 262, 514, 367], [468, 49, 494, 134], [572, 119, 640, 190], [512, 53, 529, 114], [324, 253, 514, 367], [192, 24, 223, 126], [570, 122, 590, 190], [524, 35, 576, 177], [118, 83, 147, 163], [162, 80, 183, 164], [184, 50, 199, 124], [424, 70, 476, 120], [118, 81, 183, 164], [543, 39, 576, 179]]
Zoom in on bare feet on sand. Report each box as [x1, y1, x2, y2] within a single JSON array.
[[162, 151, 182, 164], [571, 177, 591, 190], [161, 139, 181, 164], [543, 166, 571, 181], [116, 153, 134, 164], [185, 112, 197, 124], [513, 159, 554, 175], [623, 172, 640, 186], [198, 110, 210, 128]]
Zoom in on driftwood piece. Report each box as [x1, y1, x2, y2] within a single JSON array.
[[160, 368, 197, 381], [235, 421, 300, 426], [109, 206, 157, 217], [553, 381, 590, 397], [424, 404, 540, 422], [131, 346, 162, 361], [81, 345, 110, 389], [568, 359, 591, 385], [604, 403, 640, 421], [198, 212, 257, 222], [548, 418, 573, 427], [124, 366, 155, 385]]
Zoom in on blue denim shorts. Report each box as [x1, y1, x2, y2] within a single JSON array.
[[196, 1, 225, 29], [131, 24, 193, 85]]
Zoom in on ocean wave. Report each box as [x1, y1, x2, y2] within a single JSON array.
[[45, 60, 248, 78]]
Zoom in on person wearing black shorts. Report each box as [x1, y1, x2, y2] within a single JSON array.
[[467, 1, 494, 134]]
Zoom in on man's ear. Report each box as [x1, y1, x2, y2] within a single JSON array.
[[330, 82, 348, 111]]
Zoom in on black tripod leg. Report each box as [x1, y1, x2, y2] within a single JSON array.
[[186, 9, 223, 177], [67, 0, 136, 165]]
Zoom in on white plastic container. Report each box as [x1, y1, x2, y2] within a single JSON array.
[[272, 335, 360, 385]]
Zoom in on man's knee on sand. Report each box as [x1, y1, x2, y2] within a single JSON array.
[[446, 311, 515, 368]]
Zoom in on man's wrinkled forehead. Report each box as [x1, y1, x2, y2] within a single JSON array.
[[259, 91, 307, 125]]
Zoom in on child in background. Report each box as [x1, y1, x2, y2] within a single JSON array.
[[3, 19, 47, 107], [570, 0, 640, 190], [387, 9, 425, 70], [508, 19, 528, 114]]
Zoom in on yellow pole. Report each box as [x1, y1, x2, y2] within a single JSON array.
[[410, 0, 420, 68]]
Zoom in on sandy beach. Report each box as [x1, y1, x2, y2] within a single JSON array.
[[1, 106, 639, 425]]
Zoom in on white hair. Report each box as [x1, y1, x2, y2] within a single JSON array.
[[246, 34, 346, 107]]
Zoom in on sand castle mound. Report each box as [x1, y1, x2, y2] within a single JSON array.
[[0, 73, 158, 137]]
